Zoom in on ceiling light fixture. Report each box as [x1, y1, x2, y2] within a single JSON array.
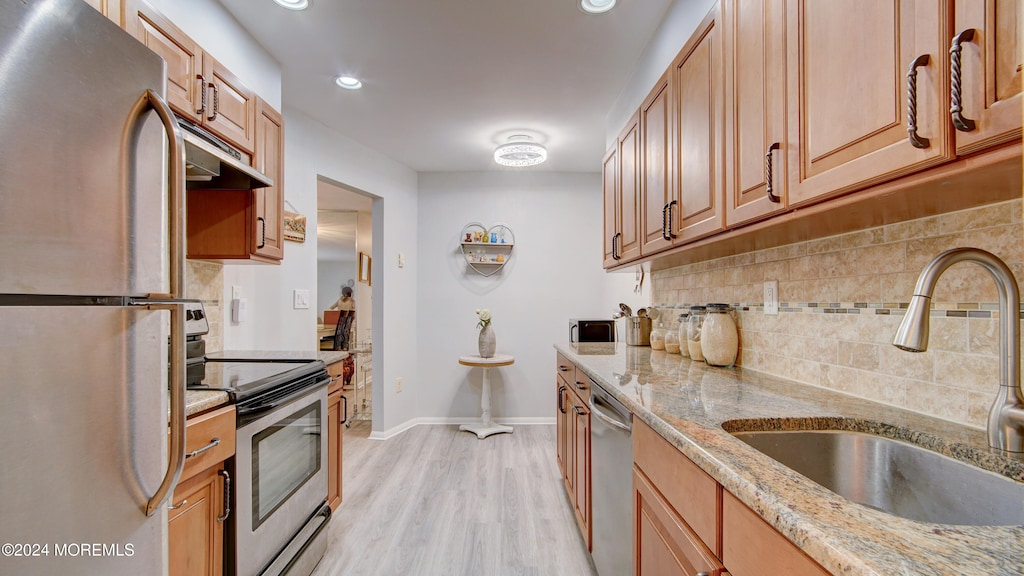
[[335, 76, 363, 90], [493, 135, 548, 167], [273, 0, 309, 10], [579, 0, 616, 14]]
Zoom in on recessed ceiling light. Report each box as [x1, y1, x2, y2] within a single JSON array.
[[580, 0, 616, 14], [273, 0, 309, 10], [335, 76, 363, 90], [494, 135, 547, 167]]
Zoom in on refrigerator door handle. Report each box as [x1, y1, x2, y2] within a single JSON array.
[[125, 89, 188, 516]]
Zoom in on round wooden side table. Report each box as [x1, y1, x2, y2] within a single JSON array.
[[458, 354, 515, 439]]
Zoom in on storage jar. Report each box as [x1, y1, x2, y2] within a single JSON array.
[[701, 303, 738, 367], [686, 306, 705, 362]]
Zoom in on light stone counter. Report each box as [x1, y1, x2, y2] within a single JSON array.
[[556, 342, 1024, 576], [318, 350, 349, 366], [185, 390, 229, 417]]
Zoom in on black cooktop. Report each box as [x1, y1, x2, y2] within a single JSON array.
[[188, 360, 327, 403]]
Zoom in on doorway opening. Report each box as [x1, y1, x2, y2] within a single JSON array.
[[316, 177, 375, 426]]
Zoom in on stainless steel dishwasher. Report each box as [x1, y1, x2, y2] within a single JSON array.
[[588, 379, 633, 576]]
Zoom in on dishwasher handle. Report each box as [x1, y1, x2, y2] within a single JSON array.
[[589, 393, 631, 433]]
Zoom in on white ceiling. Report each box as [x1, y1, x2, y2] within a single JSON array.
[[215, 0, 675, 173]]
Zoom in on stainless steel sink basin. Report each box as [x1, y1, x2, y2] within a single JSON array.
[[731, 430, 1024, 526]]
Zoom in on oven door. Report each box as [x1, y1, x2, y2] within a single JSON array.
[[235, 384, 328, 576]]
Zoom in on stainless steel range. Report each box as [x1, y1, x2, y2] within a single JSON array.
[[185, 303, 331, 576]]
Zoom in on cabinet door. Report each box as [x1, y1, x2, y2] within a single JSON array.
[[785, 0, 951, 206], [616, 112, 643, 263], [168, 466, 225, 576], [202, 54, 257, 154], [134, 1, 203, 123], [327, 390, 344, 511], [556, 377, 569, 481], [640, 73, 675, 255], [634, 469, 725, 576], [253, 98, 285, 261], [952, 0, 1022, 154], [571, 393, 591, 549], [671, 7, 725, 243], [602, 144, 619, 268], [724, 0, 788, 227]]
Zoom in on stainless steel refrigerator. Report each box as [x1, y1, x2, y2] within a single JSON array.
[[1, 1, 189, 574]]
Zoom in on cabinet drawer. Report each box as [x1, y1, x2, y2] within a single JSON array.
[[326, 360, 345, 395], [634, 468, 725, 576], [557, 353, 590, 404], [633, 419, 720, 553], [556, 352, 576, 385], [722, 491, 830, 576], [181, 405, 235, 482]]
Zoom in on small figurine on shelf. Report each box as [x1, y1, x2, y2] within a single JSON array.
[[464, 232, 472, 242], [490, 232, 497, 243], [482, 232, 490, 243], [496, 253, 505, 263]]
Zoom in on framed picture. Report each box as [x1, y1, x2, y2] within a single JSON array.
[[359, 252, 372, 285], [283, 211, 306, 243]]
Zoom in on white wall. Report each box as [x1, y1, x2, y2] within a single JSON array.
[[354, 211, 373, 344], [606, 0, 716, 146], [416, 172, 641, 422]]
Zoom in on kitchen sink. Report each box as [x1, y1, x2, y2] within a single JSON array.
[[730, 429, 1024, 526]]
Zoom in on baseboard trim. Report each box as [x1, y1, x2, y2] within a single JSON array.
[[368, 416, 556, 440]]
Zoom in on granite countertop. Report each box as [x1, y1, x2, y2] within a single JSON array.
[[318, 350, 350, 365], [185, 390, 229, 417], [556, 342, 1024, 576]]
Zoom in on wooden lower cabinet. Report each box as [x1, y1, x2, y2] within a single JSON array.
[[327, 386, 346, 511], [554, 356, 591, 549], [169, 405, 235, 576], [634, 469, 725, 576], [721, 491, 830, 576], [633, 419, 830, 576], [168, 465, 226, 576]]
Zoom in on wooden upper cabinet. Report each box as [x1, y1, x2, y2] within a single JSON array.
[[671, 7, 725, 243], [133, 2, 256, 154], [616, 112, 643, 263], [785, 0, 952, 207], [253, 98, 285, 260], [951, 0, 1022, 154], [134, 1, 203, 123], [204, 54, 257, 155], [724, 0, 788, 227], [602, 144, 619, 267], [640, 73, 675, 256]]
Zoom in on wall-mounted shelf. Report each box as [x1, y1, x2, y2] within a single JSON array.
[[460, 223, 514, 276]]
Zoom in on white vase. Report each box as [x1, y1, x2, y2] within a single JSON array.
[[478, 324, 496, 358]]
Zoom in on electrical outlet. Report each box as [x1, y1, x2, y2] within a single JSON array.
[[231, 285, 242, 300], [395, 377, 403, 393], [764, 280, 779, 315]]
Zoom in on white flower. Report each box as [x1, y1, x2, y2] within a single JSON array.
[[475, 308, 492, 328]]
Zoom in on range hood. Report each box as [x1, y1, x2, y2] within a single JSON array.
[[177, 117, 273, 190]]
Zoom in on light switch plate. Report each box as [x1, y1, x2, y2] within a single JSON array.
[[293, 289, 310, 309], [231, 285, 242, 300], [764, 280, 779, 315], [398, 252, 405, 268]]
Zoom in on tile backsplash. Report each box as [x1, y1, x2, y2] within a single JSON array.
[[186, 260, 223, 352], [652, 199, 1023, 429]]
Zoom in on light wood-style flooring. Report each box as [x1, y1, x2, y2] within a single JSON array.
[[311, 422, 598, 576]]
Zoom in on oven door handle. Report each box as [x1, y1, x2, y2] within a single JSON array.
[[237, 402, 279, 417]]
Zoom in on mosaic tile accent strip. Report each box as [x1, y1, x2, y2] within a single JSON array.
[[652, 301, 1022, 319]]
